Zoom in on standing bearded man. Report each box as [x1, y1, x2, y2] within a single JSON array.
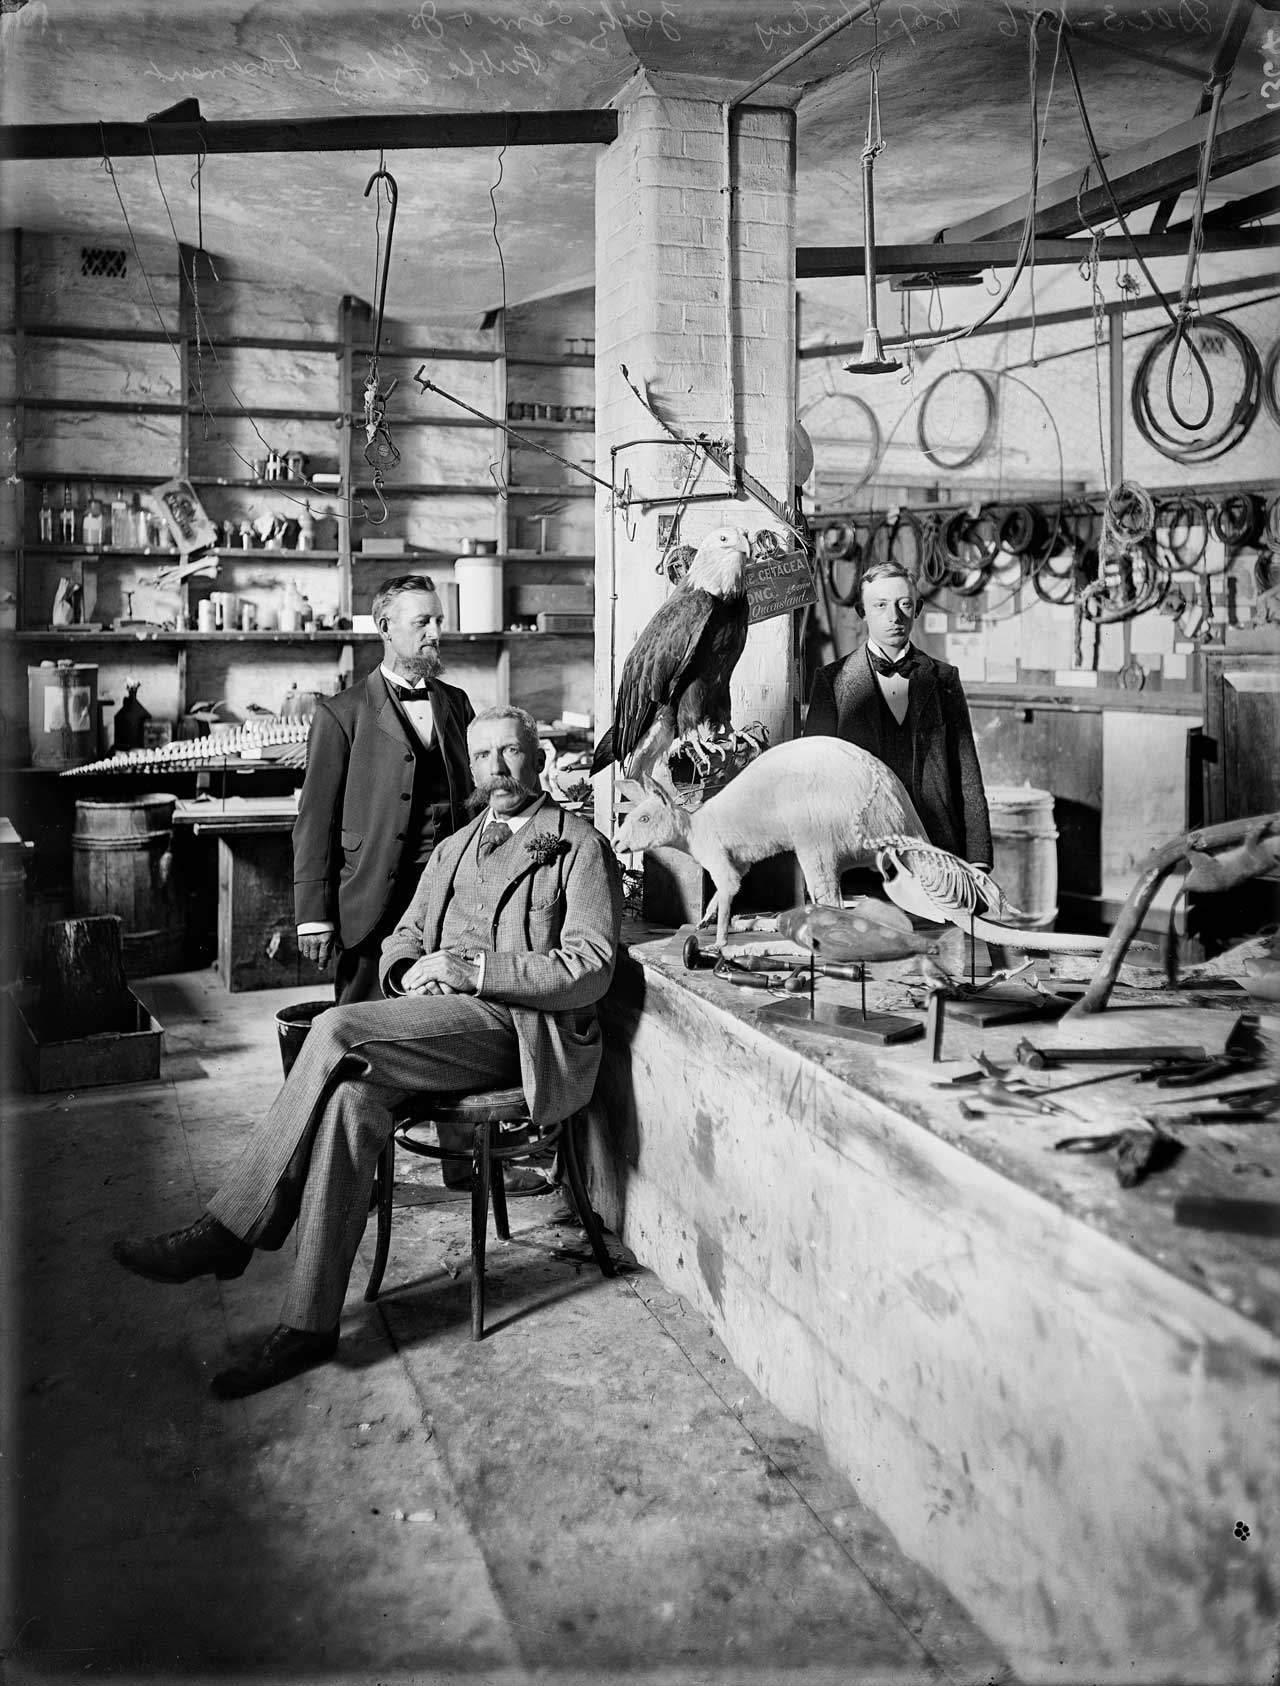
[[294, 573, 475, 1003]]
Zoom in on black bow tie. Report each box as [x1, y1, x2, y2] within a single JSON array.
[[478, 820, 513, 858], [388, 679, 430, 699], [867, 646, 917, 679]]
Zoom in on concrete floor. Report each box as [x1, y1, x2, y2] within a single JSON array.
[[2, 968, 1011, 1685]]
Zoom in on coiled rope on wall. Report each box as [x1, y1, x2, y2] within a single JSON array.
[[1132, 315, 1263, 464], [915, 369, 998, 471]]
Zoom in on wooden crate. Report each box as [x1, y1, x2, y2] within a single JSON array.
[[217, 832, 332, 993], [7, 984, 162, 1091]]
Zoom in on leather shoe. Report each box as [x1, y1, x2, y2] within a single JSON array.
[[112, 1213, 252, 1283], [211, 1324, 340, 1399]]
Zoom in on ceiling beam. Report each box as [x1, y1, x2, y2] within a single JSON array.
[[1147, 0, 1253, 236], [0, 109, 618, 162], [1186, 184, 1280, 230], [798, 269, 1278, 359], [797, 226, 1280, 278], [933, 99, 1276, 246]]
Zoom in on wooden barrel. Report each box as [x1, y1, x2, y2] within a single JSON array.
[[71, 795, 185, 976], [985, 784, 1058, 929]]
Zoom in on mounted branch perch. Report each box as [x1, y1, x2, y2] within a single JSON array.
[[1067, 812, 1280, 1016]]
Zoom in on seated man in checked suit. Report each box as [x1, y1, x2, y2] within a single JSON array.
[[113, 706, 623, 1398]]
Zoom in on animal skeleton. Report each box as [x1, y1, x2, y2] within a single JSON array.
[[871, 836, 1108, 955]]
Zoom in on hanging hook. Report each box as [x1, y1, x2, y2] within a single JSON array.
[[363, 165, 399, 370], [363, 470, 389, 526]]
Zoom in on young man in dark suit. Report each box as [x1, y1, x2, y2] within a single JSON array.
[[114, 707, 623, 1397], [294, 573, 475, 1003], [803, 561, 992, 867]]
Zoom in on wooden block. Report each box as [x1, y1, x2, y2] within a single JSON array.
[[1048, 1005, 1243, 1057], [40, 915, 134, 1037]]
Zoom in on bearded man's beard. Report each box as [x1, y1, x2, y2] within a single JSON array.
[[400, 645, 443, 683]]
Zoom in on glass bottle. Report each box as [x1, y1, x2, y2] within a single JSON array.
[[59, 484, 77, 544], [38, 483, 54, 543], [132, 493, 150, 548], [110, 487, 130, 549], [82, 489, 106, 548]]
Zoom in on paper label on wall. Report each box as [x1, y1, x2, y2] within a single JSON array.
[[946, 632, 986, 681], [983, 616, 1023, 668], [923, 611, 948, 634], [1129, 611, 1176, 655], [1164, 651, 1188, 680], [1093, 621, 1126, 672], [1054, 669, 1099, 688], [985, 658, 1020, 685], [1019, 597, 1074, 670]]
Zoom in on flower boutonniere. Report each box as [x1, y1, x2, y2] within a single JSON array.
[[523, 830, 569, 868]]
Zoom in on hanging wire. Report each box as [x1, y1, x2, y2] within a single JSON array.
[[115, 127, 353, 532], [98, 127, 183, 362], [487, 138, 510, 496], [1057, 20, 1215, 432], [881, 10, 1058, 356]]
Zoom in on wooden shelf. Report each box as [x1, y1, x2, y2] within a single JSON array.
[[508, 353, 594, 368], [351, 551, 594, 564], [352, 481, 595, 499], [21, 545, 343, 562], [9, 628, 591, 645]]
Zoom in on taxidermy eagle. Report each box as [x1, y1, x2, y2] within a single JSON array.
[[591, 526, 760, 783]]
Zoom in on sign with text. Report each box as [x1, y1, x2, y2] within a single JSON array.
[[745, 545, 816, 623]]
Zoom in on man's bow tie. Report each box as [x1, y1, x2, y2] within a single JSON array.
[[867, 646, 917, 679], [478, 820, 513, 858], [388, 679, 430, 698]]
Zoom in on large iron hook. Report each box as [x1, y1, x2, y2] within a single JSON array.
[[363, 165, 399, 370], [363, 471, 389, 526]]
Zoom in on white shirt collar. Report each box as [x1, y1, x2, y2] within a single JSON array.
[[486, 798, 542, 834]]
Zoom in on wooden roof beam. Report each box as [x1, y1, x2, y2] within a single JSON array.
[[933, 99, 1276, 246], [797, 225, 1280, 278], [0, 108, 618, 162]]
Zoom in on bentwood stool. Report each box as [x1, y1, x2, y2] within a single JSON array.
[[364, 1087, 616, 1340]]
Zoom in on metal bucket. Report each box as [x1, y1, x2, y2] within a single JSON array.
[[275, 999, 332, 1078]]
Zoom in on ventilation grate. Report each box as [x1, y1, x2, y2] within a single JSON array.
[[80, 247, 127, 280]]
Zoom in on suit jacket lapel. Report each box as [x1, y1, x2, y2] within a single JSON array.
[[370, 670, 413, 749], [839, 649, 883, 760]]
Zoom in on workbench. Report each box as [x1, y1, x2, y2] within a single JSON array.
[[173, 795, 331, 994], [592, 929, 1278, 1685]]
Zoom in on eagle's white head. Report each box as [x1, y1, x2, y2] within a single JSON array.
[[683, 527, 750, 599]]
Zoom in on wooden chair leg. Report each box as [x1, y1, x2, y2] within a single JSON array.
[[470, 1121, 490, 1341], [364, 1136, 395, 1301], [561, 1110, 616, 1280], [489, 1149, 511, 1240]]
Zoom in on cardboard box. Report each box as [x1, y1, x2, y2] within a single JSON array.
[[7, 985, 163, 1091], [536, 613, 594, 634]]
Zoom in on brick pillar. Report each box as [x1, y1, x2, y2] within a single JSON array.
[[594, 75, 798, 867]]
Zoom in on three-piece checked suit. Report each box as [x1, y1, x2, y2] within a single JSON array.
[[293, 669, 475, 1000], [209, 795, 623, 1332], [803, 644, 992, 865]]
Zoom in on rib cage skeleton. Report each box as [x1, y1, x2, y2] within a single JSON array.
[[870, 836, 1108, 955]]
